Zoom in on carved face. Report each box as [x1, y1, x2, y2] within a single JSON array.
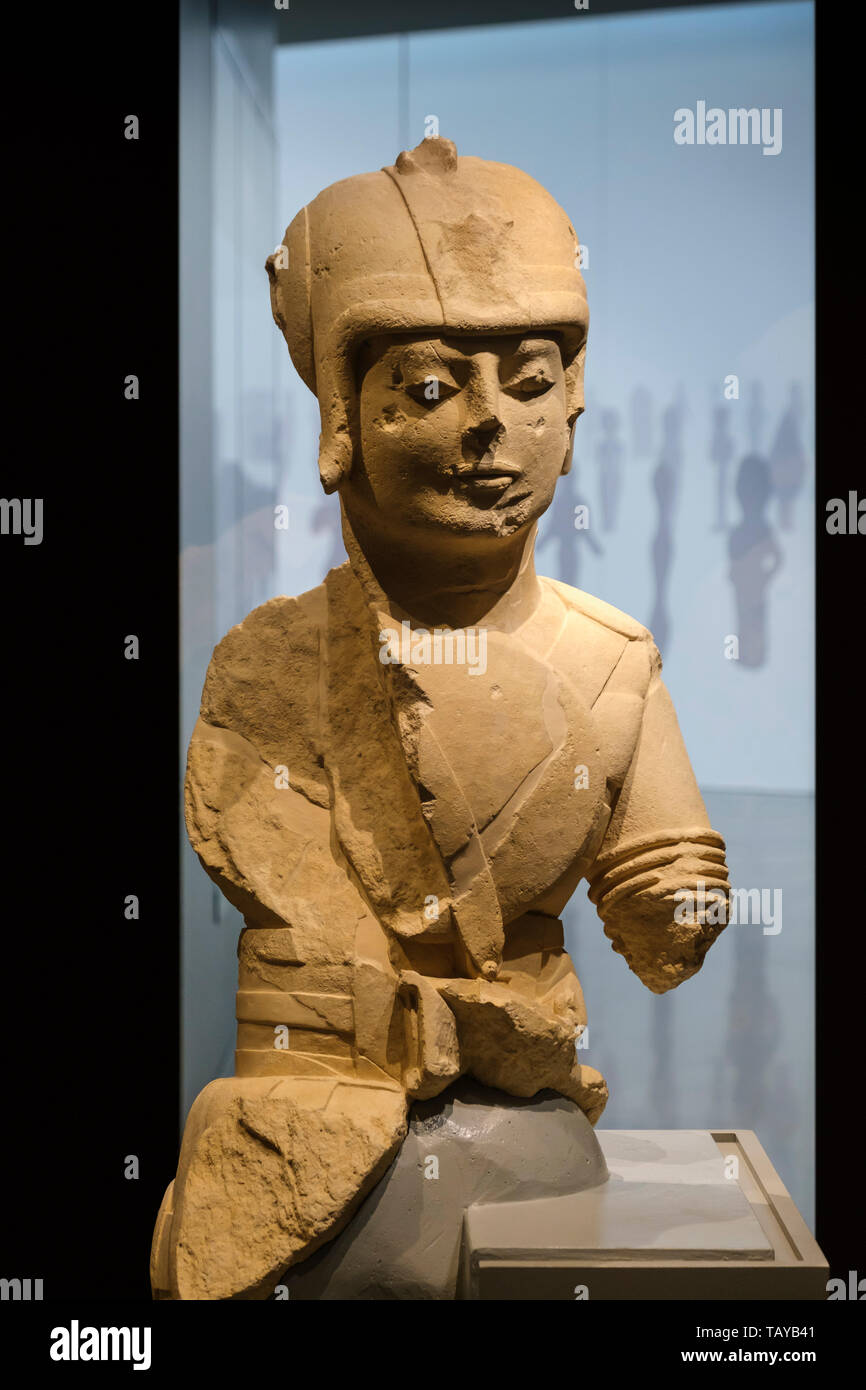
[[348, 332, 574, 543]]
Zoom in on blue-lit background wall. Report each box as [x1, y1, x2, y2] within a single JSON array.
[[181, 1, 815, 1224]]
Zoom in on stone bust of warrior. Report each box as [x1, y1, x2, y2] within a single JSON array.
[[151, 137, 730, 1301]]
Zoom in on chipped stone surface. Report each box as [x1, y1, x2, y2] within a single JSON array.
[[153, 1077, 407, 1301], [154, 136, 729, 1299]]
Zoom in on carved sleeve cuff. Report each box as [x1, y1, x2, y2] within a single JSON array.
[[587, 828, 730, 994]]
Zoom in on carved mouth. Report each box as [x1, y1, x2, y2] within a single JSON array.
[[456, 467, 523, 493]]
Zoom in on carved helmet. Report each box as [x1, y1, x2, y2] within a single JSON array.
[[266, 137, 589, 493]]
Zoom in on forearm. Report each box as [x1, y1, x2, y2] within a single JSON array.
[[588, 661, 730, 994], [588, 827, 729, 993]]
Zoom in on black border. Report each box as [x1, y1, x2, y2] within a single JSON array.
[[3, 0, 181, 1302], [813, 0, 863, 1289], [1, 0, 861, 1363]]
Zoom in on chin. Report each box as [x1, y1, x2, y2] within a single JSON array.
[[413, 506, 539, 543]]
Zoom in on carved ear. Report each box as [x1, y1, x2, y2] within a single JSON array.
[[561, 418, 576, 477], [264, 246, 289, 336], [318, 454, 346, 495], [316, 349, 358, 495], [564, 339, 587, 429]]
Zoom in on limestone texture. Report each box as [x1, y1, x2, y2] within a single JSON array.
[[153, 136, 729, 1299]]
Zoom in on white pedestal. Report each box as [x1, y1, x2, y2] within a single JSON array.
[[460, 1130, 827, 1299]]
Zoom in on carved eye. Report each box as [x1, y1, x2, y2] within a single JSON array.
[[507, 373, 554, 399], [405, 377, 459, 407]]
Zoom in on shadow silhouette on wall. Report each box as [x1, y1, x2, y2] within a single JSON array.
[[727, 453, 783, 670], [748, 379, 766, 453], [768, 382, 806, 532], [648, 399, 684, 659], [630, 384, 653, 459], [710, 403, 736, 532]]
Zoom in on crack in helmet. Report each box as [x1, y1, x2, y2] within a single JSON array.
[[266, 136, 590, 494]]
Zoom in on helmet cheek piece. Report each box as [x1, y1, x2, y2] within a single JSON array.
[[565, 337, 588, 428], [266, 236, 358, 497]]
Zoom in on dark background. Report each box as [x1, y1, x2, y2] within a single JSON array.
[[0, 0, 860, 1354]]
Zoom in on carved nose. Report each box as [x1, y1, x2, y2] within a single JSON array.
[[463, 416, 503, 462]]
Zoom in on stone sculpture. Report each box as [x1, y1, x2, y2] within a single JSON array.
[[151, 137, 730, 1301]]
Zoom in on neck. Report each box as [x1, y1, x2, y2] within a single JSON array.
[[340, 505, 542, 630]]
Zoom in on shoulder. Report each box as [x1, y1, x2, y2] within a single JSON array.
[[198, 579, 331, 795], [204, 581, 327, 681], [542, 576, 653, 643], [540, 576, 662, 702]]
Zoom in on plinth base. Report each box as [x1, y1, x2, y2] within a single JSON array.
[[460, 1129, 827, 1299]]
